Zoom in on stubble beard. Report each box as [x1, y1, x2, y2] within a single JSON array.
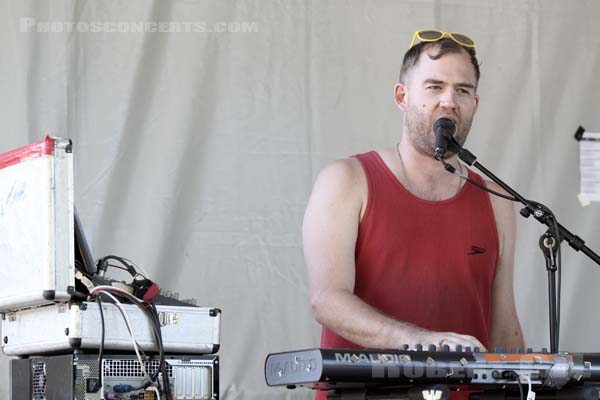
[[404, 102, 474, 158]]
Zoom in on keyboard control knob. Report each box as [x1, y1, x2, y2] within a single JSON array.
[[428, 344, 436, 352], [415, 344, 423, 351], [456, 345, 463, 353]]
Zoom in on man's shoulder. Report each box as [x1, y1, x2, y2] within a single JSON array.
[[318, 155, 366, 185], [310, 155, 370, 207]]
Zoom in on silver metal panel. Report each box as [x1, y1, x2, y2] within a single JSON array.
[[2, 301, 220, 356], [0, 138, 74, 312]]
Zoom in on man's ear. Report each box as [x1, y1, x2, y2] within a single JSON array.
[[394, 82, 408, 112], [473, 93, 480, 114]]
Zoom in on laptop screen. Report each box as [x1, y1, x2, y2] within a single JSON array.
[[74, 207, 96, 275]]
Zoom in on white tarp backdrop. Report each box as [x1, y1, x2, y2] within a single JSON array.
[[1, 1, 600, 399]]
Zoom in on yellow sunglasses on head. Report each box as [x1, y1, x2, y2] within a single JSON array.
[[409, 30, 475, 49]]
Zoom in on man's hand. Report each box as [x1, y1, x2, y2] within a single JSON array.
[[413, 330, 487, 351]]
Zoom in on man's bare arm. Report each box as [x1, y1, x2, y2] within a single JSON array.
[[304, 158, 485, 349], [487, 182, 525, 350]]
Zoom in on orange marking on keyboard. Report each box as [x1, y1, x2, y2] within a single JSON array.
[[484, 354, 555, 362]]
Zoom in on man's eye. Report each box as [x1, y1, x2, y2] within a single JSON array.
[[457, 88, 471, 94], [427, 86, 441, 90]]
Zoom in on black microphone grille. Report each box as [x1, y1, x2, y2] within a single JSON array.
[[433, 118, 455, 133]]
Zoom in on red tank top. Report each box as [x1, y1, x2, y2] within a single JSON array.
[[316, 151, 499, 400], [320, 151, 499, 350]]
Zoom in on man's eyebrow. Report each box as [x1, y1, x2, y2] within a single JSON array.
[[457, 82, 476, 89], [423, 79, 444, 85], [423, 78, 476, 89]]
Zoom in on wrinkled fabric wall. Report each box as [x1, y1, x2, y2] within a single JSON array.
[[1, 1, 600, 399]]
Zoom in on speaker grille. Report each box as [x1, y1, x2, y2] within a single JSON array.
[[103, 359, 174, 378], [31, 361, 47, 400], [75, 358, 99, 400]]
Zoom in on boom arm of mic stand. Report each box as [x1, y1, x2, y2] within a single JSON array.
[[457, 147, 600, 266]]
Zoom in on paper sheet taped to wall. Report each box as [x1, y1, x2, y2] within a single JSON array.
[[579, 130, 600, 202]]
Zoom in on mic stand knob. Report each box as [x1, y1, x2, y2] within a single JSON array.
[[520, 207, 532, 218], [540, 232, 558, 272]]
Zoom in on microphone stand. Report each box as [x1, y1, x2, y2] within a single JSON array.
[[444, 140, 600, 353]]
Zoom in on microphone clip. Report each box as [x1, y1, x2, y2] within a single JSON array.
[[434, 147, 446, 161]]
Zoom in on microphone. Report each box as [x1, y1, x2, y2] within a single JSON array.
[[433, 118, 456, 161]]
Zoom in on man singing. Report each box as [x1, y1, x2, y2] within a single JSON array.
[[303, 30, 524, 377]]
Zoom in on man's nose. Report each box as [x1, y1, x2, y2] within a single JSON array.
[[439, 89, 458, 110]]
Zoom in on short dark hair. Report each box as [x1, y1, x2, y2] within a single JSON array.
[[399, 38, 480, 86]]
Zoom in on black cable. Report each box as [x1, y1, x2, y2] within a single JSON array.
[[442, 159, 518, 201], [91, 288, 168, 395], [151, 303, 169, 399], [93, 291, 154, 391], [148, 301, 171, 399], [140, 303, 164, 383], [98, 290, 163, 362], [132, 301, 168, 397], [120, 297, 164, 383], [516, 375, 525, 400], [447, 158, 563, 351], [106, 263, 130, 272], [98, 255, 138, 276], [95, 295, 105, 393], [463, 175, 518, 201]]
